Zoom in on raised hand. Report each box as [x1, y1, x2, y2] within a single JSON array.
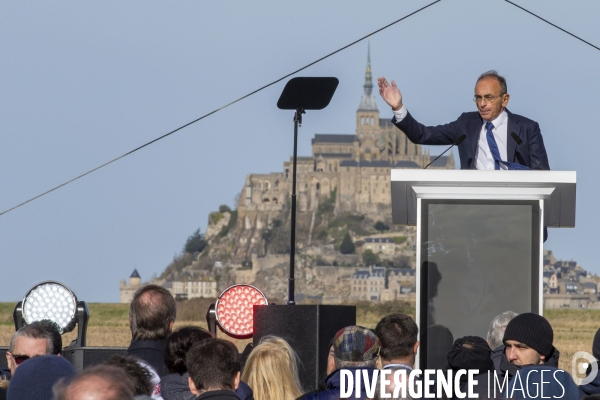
[[377, 77, 403, 111]]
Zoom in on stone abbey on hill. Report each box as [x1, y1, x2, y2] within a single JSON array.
[[234, 46, 453, 259]]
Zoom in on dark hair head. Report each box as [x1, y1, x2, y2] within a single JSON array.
[[165, 326, 213, 374], [30, 320, 62, 355], [476, 70, 508, 95], [375, 314, 418, 361], [129, 284, 176, 340], [9, 324, 53, 354], [53, 364, 135, 400], [186, 338, 240, 392], [103, 354, 154, 396]]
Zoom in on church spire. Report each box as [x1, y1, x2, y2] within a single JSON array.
[[364, 42, 373, 91], [358, 41, 378, 112]]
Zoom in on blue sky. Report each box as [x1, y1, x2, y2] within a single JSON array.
[[1, 0, 598, 302]]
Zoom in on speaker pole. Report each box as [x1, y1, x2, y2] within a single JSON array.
[[288, 108, 304, 305]]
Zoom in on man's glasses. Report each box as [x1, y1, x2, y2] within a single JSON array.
[[473, 94, 502, 104], [8, 352, 33, 365]]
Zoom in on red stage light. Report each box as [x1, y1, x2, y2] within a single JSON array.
[[215, 284, 268, 339]]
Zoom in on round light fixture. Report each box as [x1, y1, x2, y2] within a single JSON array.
[[215, 284, 267, 339], [21, 281, 78, 334]]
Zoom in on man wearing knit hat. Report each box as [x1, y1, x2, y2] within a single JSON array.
[[502, 313, 557, 366], [304, 326, 380, 400], [6, 355, 76, 400]]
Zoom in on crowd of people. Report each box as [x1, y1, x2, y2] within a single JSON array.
[[1, 284, 600, 400]]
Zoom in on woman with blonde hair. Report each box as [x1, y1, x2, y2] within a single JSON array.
[[241, 336, 304, 400]]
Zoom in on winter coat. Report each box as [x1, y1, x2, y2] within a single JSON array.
[[303, 367, 378, 400], [160, 373, 253, 400]]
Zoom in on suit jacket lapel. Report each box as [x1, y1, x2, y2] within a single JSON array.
[[467, 114, 483, 169], [506, 109, 519, 162]]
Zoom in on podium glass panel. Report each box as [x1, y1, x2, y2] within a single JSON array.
[[418, 199, 540, 369]]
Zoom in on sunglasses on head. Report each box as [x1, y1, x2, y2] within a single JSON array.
[[9, 352, 32, 365]]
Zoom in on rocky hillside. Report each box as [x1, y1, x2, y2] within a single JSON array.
[[158, 190, 416, 298]]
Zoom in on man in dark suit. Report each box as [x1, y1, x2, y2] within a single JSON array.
[[126, 283, 176, 377], [377, 71, 550, 170]]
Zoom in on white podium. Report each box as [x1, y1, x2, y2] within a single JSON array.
[[390, 170, 576, 369]]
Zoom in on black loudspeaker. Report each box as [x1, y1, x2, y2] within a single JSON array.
[[0, 347, 8, 370], [1, 346, 126, 372], [61, 346, 127, 371], [253, 305, 356, 392]]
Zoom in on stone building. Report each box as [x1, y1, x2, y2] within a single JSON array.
[[387, 268, 416, 294], [236, 46, 454, 258], [120, 269, 142, 304], [161, 271, 217, 301], [363, 238, 396, 255], [351, 266, 385, 301]]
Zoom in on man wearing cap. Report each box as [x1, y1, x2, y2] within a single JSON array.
[[304, 326, 380, 400], [498, 313, 559, 381]]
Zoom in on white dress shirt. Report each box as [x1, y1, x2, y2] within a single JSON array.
[[392, 106, 509, 170], [476, 110, 508, 170]]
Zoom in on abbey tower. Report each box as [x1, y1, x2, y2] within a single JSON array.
[[233, 46, 454, 260]]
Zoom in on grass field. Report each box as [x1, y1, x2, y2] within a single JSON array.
[[1, 300, 598, 374]]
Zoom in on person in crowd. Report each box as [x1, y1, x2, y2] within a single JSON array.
[[374, 314, 418, 399], [160, 326, 213, 400], [505, 366, 580, 399], [6, 355, 75, 400], [375, 313, 418, 371], [186, 338, 242, 400], [127, 284, 177, 377], [498, 313, 559, 381], [4, 323, 54, 377], [32, 319, 63, 355], [445, 336, 500, 399], [486, 310, 518, 373], [103, 354, 155, 397], [579, 327, 600, 396], [304, 325, 380, 400], [160, 326, 253, 400], [53, 364, 137, 400], [241, 336, 303, 400], [297, 339, 334, 400]]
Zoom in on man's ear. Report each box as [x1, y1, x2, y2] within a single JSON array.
[[168, 320, 174, 335], [6, 352, 13, 374], [327, 352, 336, 375], [188, 376, 199, 395], [234, 371, 241, 390], [539, 354, 546, 364], [413, 341, 419, 355]]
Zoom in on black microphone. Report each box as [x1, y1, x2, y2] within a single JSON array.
[[510, 132, 544, 170], [424, 134, 466, 169]]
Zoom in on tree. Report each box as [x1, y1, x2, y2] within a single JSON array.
[[374, 221, 389, 232], [219, 204, 232, 213], [184, 229, 207, 254], [393, 254, 412, 269], [340, 233, 355, 254], [362, 249, 380, 266]]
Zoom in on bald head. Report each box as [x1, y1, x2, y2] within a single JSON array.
[[53, 365, 135, 400]]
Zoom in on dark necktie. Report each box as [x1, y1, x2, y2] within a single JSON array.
[[485, 122, 502, 170]]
